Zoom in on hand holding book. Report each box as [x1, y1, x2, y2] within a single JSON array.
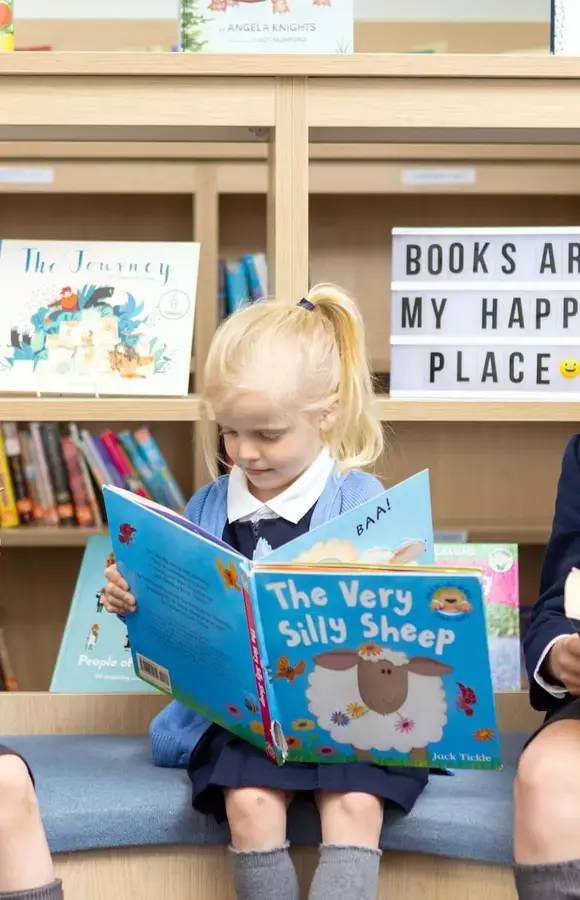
[[102, 563, 137, 615]]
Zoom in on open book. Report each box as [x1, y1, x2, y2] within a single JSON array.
[[103, 471, 500, 772]]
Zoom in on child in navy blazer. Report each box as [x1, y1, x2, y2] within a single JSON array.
[[515, 433, 580, 899], [104, 284, 430, 900]]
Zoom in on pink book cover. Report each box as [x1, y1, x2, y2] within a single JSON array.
[[435, 543, 520, 692]]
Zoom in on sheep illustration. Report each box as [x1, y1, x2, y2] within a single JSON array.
[[306, 646, 453, 764], [293, 538, 427, 567], [209, 0, 331, 13]]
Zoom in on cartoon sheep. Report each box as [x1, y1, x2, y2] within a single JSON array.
[[209, 0, 331, 12], [293, 538, 427, 567], [306, 646, 453, 764]]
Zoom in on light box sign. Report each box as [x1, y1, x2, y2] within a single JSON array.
[[390, 227, 580, 400]]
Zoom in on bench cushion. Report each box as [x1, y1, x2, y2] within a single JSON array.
[[4, 732, 525, 866]]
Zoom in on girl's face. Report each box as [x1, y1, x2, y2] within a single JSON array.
[[217, 390, 333, 502]]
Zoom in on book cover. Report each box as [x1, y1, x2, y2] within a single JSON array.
[[50, 535, 157, 693], [0, 2, 13, 52], [180, 0, 354, 55], [0, 240, 199, 397], [435, 543, 521, 692], [103, 472, 500, 771]]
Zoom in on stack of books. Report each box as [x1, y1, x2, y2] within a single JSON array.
[[0, 423, 185, 530]]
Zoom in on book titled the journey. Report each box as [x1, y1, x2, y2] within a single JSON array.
[[0, 240, 199, 396], [103, 471, 500, 771]]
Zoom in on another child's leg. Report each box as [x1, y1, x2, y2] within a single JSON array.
[[0, 755, 62, 899], [225, 786, 298, 900], [309, 791, 383, 900], [514, 720, 580, 899]]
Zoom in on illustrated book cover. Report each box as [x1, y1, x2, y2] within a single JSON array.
[[50, 534, 156, 693], [103, 471, 500, 771], [435, 543, 520, 692], [0, 240, 199, 396]]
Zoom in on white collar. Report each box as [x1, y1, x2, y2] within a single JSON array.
[[227, 448, 335, 524]]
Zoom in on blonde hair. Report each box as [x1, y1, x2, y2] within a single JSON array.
[[202, 283, 384, 476]]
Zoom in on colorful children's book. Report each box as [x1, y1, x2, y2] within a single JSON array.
[[50, 535, 156, 693], [103, 471, 500, 771], [0, 240, 199, 396], [435, 543, 521, 692]]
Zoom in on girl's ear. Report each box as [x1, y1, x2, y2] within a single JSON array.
[[319, 398, 339, 433]]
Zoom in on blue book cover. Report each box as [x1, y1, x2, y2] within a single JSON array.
[[102, 473, 500, 770], [50, 534, 156, 693]]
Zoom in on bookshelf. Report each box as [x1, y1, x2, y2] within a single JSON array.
[[0, 53, 579, 692]]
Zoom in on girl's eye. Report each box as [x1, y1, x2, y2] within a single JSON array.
[[220, 429, 237, 438], [259, 432, 283, 442]]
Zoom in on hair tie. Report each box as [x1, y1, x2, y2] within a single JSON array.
[[297, 297, 315, 312]]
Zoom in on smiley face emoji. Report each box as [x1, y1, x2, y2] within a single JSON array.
[[430, 587, 473, 615], [560, 358, 580, 379]]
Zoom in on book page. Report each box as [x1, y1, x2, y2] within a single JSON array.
[[265, 470, 434, 568], [103, 486, 268, 749], [251, 566, 500, 771]]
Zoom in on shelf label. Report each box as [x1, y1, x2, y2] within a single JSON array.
[[401, 168, 477, 187], [0, 167, 54, 184]]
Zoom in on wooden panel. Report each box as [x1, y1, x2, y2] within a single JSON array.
[[0, 692, 167, 735], [0, 398, 201, 421], [54, 846, 517, 900], [377, 422, 572, 537], [0, 162, 200, 194]]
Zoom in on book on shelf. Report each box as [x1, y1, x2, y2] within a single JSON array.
[[0, 240, 199, 397], [0, 423, 184, 529], [219, 252, 268, 320], [103, 471, 501, 772], [50, 534, 157, 693], [435, 543, 520, 692], [0, 629, 18, 690]]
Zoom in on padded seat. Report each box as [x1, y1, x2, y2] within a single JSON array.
[[3, 732, 525, 866]]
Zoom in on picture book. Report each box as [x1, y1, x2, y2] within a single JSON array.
[[0, 240, 199, 396], [50, 535, 156, 694], [180, 0, 353, 55], [435, 543, 521, 692], [103, 471, 501, 771]]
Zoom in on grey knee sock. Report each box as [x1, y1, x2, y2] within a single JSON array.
[[230, 842, 299, 900], [0, 881, 63, 900], [309, 844, 382, 900], [515, 860, 580, 899]]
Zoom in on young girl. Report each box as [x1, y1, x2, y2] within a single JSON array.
[[103, 284, 430, 900], [0, 748, 63, 900]]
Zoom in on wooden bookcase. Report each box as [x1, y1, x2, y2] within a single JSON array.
[[0, 53, 579, 695]]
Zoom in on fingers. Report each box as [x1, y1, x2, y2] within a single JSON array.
[[105, 563, 129, 593], [102, 582, 136, 615]]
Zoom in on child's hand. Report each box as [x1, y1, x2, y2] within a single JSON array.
[[103, 563, 137, 615], [546, 634, 580, 694]]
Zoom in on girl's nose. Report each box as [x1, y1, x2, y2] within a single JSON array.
[[238, 440, 260, 462]]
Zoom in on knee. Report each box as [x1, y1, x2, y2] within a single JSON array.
[[0, 755, 37, 829], [225, 787, 288, 849], [515, 724, 580, 827], [318, 791, 384, 846]]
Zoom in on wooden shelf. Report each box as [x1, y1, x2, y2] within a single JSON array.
[[0, 526, 108, 548], [435, 524, 550, 545], [378, 399, 580, 423], [0, 396, 202, 422]]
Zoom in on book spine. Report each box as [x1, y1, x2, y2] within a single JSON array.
[[61, 434, 95, 527], [40, 425, 75, 526], [0, 429, 19, 527], [242, 568, 285, 766], [91, 435, 124, 489], [133, 427, 186, 511], [30, 423, 58, 526], [0, 629, 18, 690], [242, 253, 267, 301], [19, 432, 45, 524], [1, 423, 32, 525], [118, 430, 166, 504], [100, 431, 150, 499], [69, 425, 104, 527]]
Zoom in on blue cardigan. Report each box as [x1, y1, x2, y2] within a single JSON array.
[[523, 434, 579, 712], [149, 465, 384, 768]]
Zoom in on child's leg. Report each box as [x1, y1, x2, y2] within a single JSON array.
[[309, 791, 383, 900], [225, 786, 298, 900], [0, 755, 62, 899], [514, 720, 580, 898]]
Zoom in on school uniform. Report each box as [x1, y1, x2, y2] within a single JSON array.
[[523, 433, 580, 741], [149, 451, 430, 825]]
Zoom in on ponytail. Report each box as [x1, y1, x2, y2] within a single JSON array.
[[303, 283, 384, 471], [202, 281, 384, 475]]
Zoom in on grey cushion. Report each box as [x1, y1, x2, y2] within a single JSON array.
[[3, 732, 525, 865]]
